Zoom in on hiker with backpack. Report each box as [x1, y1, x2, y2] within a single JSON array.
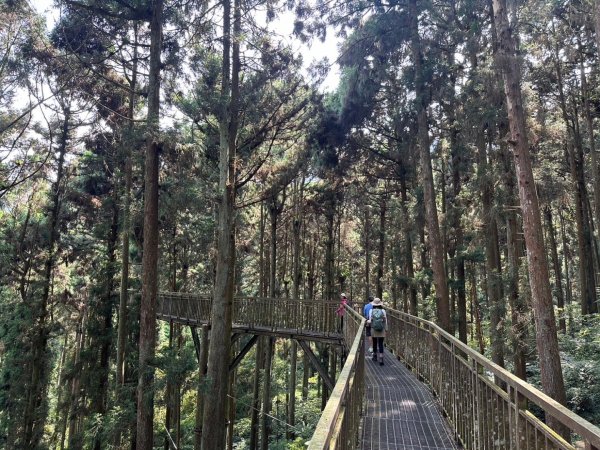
[[367, 297, 387, 365]]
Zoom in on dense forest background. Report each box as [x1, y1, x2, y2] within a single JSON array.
[[2, 0, 600, 448]]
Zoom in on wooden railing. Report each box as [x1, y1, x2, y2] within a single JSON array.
[[385, 308, 600, 450], [157, 293, 340, 339], [308, 306, 365, 450], [157, 292, 212, 323]]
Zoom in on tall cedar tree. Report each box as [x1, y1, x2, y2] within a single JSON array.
[[201, 0, 240, 447], [491, 0, 568, 436], [137, 0, 164, 448]]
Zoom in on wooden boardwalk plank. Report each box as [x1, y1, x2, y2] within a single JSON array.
[[361, 350, 460, 450]]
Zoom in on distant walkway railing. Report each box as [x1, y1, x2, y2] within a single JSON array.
[[157, 292, 341, 340], [386, 308, 600, 450], [309, 306, 365, 450]]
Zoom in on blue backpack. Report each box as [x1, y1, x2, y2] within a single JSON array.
[[371, 309, 385, 331]]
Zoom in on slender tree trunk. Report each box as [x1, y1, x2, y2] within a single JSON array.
[[500, 143, 528, 381], [391, 241, 401, 310], [571, 125, 597, 314], [449, 113, 467, 342], [307, 237, 317, 301], [324, 193, 336, 302], [282, 220, 289, 296], [320, 345, 329, 410], [194, 325, 209, 450], [16, 200, 32, 301], [270, 202, 277, 297], [478, 133, 505, 369], [409, 0, 450, 331], [376, 196, 386, 299], [328, 346, 336, 397], [445, 0, 467, 343], [175, 321, 182, 443], [559, 210, 574, 331], [492, 0, 567, 435], [249, 337, 263, 450], [24, 104, 71, 447], [136, 1, 164, 448], [470, 267, 485, 354], [302, 352, 310, 401], [201, 0, 240, 447], [117, 23, 138, 388], [552, 34, 596, 315], [116, 152, 132, 377], [440, 156, 454, 333], [67, 307, 88, 450], [507, 209, 527, 381], [164, 226, 179, 450], [269, 193, 284, 297], [226, 356, 236, 450], [545, 207, 567, 334], [52, 331, 69, 449], [286, 342, 298, 437], [418, 209, 430, 305], [335, 207, 343, 294], [259, 203, 265, 296], [580, 51, 600, 266], [164, 324, 174, 450], [260, 338, 274, 450], [400, 179, 418, 315], [93, 184, 120, 450], [287, 179, 302, 440]]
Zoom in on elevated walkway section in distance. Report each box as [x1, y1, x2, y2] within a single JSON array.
[[157, 292, 344, 344]]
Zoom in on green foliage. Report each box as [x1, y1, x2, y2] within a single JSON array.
[[521, 314, 600, 426], [564, 360, 600, 422], [560, 315, 600, 420], [0, 288, 32, 444], [229, 339, 324, 449]]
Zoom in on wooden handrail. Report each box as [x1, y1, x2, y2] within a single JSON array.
[[308, 306, 365, 450], [386, 308, 600, 449]]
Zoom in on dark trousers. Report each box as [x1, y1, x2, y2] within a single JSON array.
[[373, 337, 384, 355]]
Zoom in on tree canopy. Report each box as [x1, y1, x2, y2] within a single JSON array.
[[1, 0, 600, 448]]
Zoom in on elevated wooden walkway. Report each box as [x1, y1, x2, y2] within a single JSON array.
[[156, 293, 600, 450], [362, 350, 458, 450]]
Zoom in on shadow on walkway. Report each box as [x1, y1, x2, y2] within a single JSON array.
[[361, 349, 461, 450]]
